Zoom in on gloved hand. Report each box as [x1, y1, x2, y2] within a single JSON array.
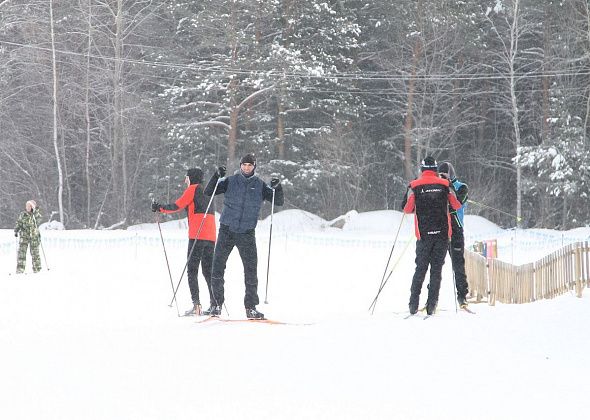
[[151, 201, 161, 212], [217, 166, 226, 178], [14, 231, 18, 237], [270, 178, 280, 188]]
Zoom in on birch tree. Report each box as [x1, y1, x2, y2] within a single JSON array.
[[49, 0, 64, 224], [484, 0, 542, 227]]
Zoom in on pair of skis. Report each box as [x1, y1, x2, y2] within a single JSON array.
[[182, 312, 312, 326], [402, 305, 475, 320], [196, 316, 291, 325]]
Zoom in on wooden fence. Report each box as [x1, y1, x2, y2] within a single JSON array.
[[465, 241, 590, 305]]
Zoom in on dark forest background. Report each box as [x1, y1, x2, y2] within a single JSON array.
[[1, 0, 589, 230]]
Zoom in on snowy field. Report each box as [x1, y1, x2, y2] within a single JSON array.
[[1, 209, 589, 420]]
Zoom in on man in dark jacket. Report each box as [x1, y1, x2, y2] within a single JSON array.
[[204, 153, 284, 319], [438, 161, 470, 308], [152, 168, 216, 316], [403, 157, 462, 315]]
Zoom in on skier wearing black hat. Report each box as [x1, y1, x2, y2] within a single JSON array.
[[204, 153, 284, 319], [402, 157, 462, 315], [151, 167, 216, 316], [438, 161, 470, 308]]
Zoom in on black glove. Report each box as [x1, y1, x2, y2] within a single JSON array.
[[151, 201, 161, 212], [14, 231, 18, 237], [270, 178, 280, 189], [217, 166, 226, 178]]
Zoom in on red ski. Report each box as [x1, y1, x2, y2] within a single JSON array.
[[195, 316, 312, 326]]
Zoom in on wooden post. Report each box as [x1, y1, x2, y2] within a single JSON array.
[[575, 244, 584, 298]]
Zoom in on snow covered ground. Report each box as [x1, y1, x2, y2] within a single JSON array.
[[1, 210, 589, 420]]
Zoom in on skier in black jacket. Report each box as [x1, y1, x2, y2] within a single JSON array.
[[204, 153, 284, 319], [438, 161, 470, 307], [403, 157, 462, 315]]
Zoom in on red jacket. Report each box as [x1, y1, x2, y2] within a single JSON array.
[[160, 184, 216, 242], [403, 170, 461, 240]]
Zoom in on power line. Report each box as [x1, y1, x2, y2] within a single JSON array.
[[126, 69, 590, 96], [1, 39, 590, 83]]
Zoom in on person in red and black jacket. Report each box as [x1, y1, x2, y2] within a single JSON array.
[[152, 168, 216, 316], [402, 157, 462, 315]]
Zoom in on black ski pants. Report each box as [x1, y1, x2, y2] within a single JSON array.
[[409, 236, 449, 308], [210, 224, 260, 308], [449, 224, 469, 300], [187, 239, 214, 306]]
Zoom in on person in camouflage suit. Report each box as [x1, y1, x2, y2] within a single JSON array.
[[14, 200, 42, 273]]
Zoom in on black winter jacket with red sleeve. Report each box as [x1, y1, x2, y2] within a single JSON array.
[[402, 170, 462, 240]]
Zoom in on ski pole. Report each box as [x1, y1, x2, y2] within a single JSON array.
[[155, 208, 180, 316], [168, 182, 219, 307], [368, 235, 413, 314], [264, 187, 276, 304], [31, 211, 49, 271], [369, 213, 406, 314], [467, 199, 522, 223], [449, 243, 458, 313]]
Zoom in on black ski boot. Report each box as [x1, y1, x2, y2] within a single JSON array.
[[426, 301, 437, 315], [205, 305, 222, 316], [245, 307, 265, 320], [203, 305, 221, 316], [409, 303, 418, 315], [458, 295, 468, 308]]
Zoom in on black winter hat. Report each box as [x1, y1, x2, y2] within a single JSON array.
[[420, 156, 438, 172], [240, 153, 256, 166], [437, 161, 456, 180], [186, 167, 203, 184]]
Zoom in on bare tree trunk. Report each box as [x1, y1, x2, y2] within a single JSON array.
[[539, 1, 551, 227], [403, 0, 423, 180], [226, 83, 275, 168], [583, 0, 590, 148], [562, 195, 568, 229], [226, 2, 238, 169], [60, 125, 72, 218], [403, 38, 421, 180], [509, 0, 523, 228], [541, 2, 550, 145], [277, 0, 294, 161], [49, 0, 64, 224], [277, 96, 285, 159], [228, 97, 238, 168], [112, 0, 126, 222], [85, 0, 92, 227]]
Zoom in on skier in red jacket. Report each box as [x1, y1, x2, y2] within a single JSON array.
[[152, 168, 216, 315], [402, 157, 462, 315]]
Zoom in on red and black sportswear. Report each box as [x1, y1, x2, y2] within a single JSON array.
[[160, 184, 216, 242], [403, 170, 461, 240]]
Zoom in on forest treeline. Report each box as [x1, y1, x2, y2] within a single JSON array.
[[1, 0, 589, 229]]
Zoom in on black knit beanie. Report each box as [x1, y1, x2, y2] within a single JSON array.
[[186, 167, 203, 184], [437, 161, 456, 180], [240, 153, 256, 166]]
